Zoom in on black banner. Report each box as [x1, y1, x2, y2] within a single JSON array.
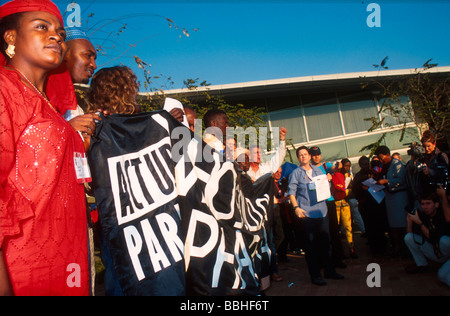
[[88, 111, 273, 296]]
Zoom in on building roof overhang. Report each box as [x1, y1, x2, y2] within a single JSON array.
[[141, 66, 450, 101]]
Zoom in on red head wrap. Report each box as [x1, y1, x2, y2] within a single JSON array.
[[0, 0, 77, 114], [0, 0, 63, 24]]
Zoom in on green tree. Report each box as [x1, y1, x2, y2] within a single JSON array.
[[361, 58, 450, 155], [141, 78, 268, 141]]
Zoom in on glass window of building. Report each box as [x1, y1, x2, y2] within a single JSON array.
[[269, 107, 307, 144], [315, 141, 347, 162], [302, 94, 343, 141], [338, 93, 379, 134], [346, 134, 386, 157], [379, 96, 414, 127], [384, 127, 420, 150]]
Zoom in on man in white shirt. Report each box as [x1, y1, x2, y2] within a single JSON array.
[[247, 127, 287, 182]]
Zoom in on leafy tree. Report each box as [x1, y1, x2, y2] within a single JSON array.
[[141, 78, 269, 147], [361, 58, 450, 155]]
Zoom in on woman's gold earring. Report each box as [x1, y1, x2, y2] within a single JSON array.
[[5, 44, 15, 58]]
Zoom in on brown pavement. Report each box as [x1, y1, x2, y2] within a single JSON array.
[[265, 233, 450, 296], [94, 233, 449, 296]]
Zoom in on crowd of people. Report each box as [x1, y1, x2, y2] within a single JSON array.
[[203, 102, 450, 289], [0, 0, 449, 296], [268, 139, 450, 288]]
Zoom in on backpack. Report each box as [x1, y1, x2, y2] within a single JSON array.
[[331, 172, 347, 200]]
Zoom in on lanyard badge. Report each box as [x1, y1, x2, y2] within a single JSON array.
[[74, 152, 92, 184]]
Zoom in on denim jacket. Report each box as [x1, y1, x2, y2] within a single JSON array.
[[288, 164, 328, 218], [386, 158, 408, 193]]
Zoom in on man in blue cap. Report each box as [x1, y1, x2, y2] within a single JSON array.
[[63, 26, 97, 117], [63, 27, 100, 148], [64, 26, 97, 86]]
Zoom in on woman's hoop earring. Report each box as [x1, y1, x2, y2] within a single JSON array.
[[5, 44, 15, 59]]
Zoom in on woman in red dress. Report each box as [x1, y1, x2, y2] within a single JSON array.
[[0, 0, 89, 295]]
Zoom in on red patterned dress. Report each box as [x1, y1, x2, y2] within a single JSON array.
[[0, 67, 89, 295]]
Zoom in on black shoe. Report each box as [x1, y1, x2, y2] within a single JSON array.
[[311, 277, 327, 286], [324, 272, 344, 280]]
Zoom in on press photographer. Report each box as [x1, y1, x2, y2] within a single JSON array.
[[404, 188, 450, 287], [419, 130, 449, 193], [405, 131, 449, 213]]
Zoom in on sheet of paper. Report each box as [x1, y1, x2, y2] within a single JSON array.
[[345, 176, 351, 189], [164, 97, 189, 128], [313, 174, 331, 202], [369, 187, 385, 204], [362, 178, 385, 192], [362, 178, 376, 187]]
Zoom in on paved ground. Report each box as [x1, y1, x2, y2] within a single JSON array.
[[265, 233, 450, 296], [94, 233, 449, 296]]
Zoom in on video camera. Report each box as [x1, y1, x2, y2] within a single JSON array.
[[405, 142, 425, 162]]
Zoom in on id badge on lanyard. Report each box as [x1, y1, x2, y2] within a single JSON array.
[[306, 169, 315, 191], [74, 152, 92, 184]]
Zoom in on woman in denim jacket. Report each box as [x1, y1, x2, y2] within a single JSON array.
[[288, 146, 344, 286]]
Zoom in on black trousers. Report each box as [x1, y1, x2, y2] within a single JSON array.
[[359, 198, 388, 254], [300, 215, 336, 279]]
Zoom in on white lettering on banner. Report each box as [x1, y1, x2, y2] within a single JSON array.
[[108, 136, 177, 225], [241, 194, 270, 232], [183, 206, 261, 290], [211, 228, 256, 290], [124, 225, 145, 281], [141, 219, 171, 273], [260, 226, 271, 259], [96, 113, 274, 293], [105, 113, 270, 288], [212, 227, 238, 288], [174, 138, 207, 197], [152, 113, 171, 135], [124, 213, 184, 281], [205, 161, 237, 221], [234, 230, 255, 290], [156, 213, 184, 262], [247, 227, 270, 262], [184, 209, 219, 270]]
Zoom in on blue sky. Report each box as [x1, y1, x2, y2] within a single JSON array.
[[8, 0, 450, 90]]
